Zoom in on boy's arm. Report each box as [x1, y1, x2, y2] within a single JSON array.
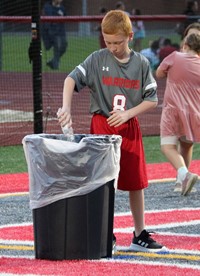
[[107, 100, 157, 127], [57, 76, 75, 127], [128, 100, 157, 118]]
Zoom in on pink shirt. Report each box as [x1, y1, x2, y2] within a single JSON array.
[[159, 51, 200, 142]]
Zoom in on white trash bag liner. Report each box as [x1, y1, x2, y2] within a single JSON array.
[[22, 134, 122, 209]]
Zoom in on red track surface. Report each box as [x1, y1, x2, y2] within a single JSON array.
[[0, 72, 166, 146]]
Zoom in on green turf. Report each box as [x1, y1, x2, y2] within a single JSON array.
[[2, 33, 181, 72], [3, 34, 100, 72], [143, 136, 200, 164], [0, 136, 199, 174], [0, 145, 27, 174]]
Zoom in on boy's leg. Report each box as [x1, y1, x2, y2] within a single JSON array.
[[129, 189, 145, 237], [129, 189, 166, 252]]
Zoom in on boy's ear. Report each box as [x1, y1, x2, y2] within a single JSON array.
[[129, 32, 134, 41]]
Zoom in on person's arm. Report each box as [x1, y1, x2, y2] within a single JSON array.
[[156, 51, 175, 78], [156, 66, 167, 78], [57, 76, 75, 128], [127, 100, 157, 117], [107, 100, 157, 127]]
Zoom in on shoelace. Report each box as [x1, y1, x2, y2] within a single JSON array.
[[144, 231, 157, 242]]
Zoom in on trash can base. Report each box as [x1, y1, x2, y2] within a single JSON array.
[[33, 180, 115, 260]]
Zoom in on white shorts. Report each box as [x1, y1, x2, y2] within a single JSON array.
[[161, 136, 193, 145]]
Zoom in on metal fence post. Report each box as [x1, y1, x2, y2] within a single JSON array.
[[29, 0, 43, 134]]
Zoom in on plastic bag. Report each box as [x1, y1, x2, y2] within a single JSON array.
[[22, 134, 122, 209]]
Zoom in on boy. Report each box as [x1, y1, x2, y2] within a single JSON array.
[[58, 10, 166, 252]]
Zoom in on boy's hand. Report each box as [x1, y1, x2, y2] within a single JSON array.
[[107, 110, 131, 127], [57, 108, 72, 128]]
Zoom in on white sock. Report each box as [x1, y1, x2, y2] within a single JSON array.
[[177, 167, 188, 182]]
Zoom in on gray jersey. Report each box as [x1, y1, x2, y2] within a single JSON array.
[[68, 49, 157, 117]]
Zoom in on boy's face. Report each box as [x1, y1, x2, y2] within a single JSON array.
[[103, 32, 133, 59]]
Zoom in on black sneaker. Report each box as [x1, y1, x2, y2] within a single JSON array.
[[129, 230, 167, 252]]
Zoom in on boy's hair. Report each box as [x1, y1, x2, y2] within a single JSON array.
[[101, 10, 132, 36], [185, 33, 200, 54]]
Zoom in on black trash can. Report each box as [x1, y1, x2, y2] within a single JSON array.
[[22, 134, 121, 260], [33, 180, 114, 260]]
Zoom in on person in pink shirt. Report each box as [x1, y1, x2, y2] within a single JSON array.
[[174, 22, 200, 192], [156, 33, 200, 196]]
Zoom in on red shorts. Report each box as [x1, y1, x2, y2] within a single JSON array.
[[90, 114, 148, 191]]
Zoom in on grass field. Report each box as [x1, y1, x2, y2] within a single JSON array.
[[0, 136, 200, 174], [2, 34, 100, 72], [2, 32, 181, 72]]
